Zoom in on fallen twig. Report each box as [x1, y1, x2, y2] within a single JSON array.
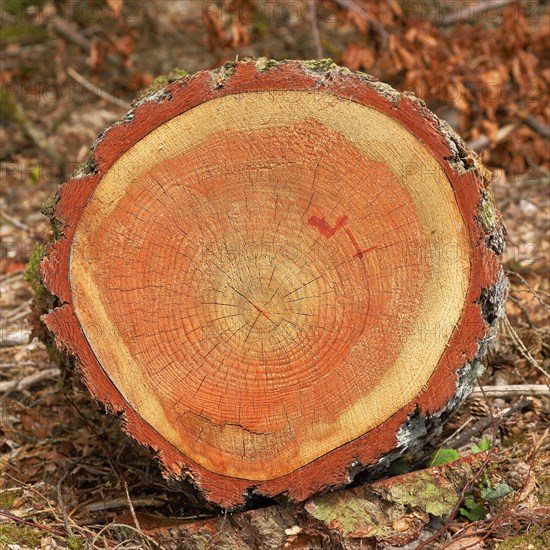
[[108, 522, 160, 549], [4, 299, 33, 323], [0, 361, 42, 369], [467, 122, 519, 152], [49, 16, 90, 51], [0, 208, 30, 231], [57, 463, 77, 538], [80, 496, 165, 513], [0, 367, 60, 393], [121, 481, 160, 550], [507, 269, 550, 311], [0, 510, 66, 538], [67, 66, 131, 109], [0, 270, 24, 284], [471, 384, 550, 398]]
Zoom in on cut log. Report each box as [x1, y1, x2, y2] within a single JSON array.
[[39, 59, 506, 508]]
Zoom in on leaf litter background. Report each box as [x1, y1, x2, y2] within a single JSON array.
[[0, 1, 549, 548]]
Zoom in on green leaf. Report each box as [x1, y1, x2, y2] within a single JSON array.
[[471, 436, 491, 454], [430, 448, 460, 467], [480, 483, 513, 501], [459, 498, 487, 522]]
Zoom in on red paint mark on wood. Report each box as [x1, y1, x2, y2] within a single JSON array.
[[342, 226, 366, 258], [308, 215, 348, 238]]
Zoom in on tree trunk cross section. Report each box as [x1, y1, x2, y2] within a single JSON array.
[[40, 60, 506, 507]]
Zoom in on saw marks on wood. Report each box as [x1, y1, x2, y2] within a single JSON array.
[[69, 92, 469, 480]]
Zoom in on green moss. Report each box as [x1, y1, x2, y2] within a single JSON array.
[[495, 527, 550, 550], [24, 243, 46, 295], [308, 497, 385, 537], [42, 193, 57, 217], [0, 489, 22, 509], [24, 242, 56, 313], [67, 535, 85, 550], [386, 472, 458, 517], [254, 57, 284, 72], [219, 61, 237, 78], [25, 242, 71, 369], [309, 468, 463, 538], [42, 193, 63, 240], [478, 191, 497, 230], [302, 58, 336, 72], [0, 523, 41, 548], [153, 68, 189, 88], [135, 67, 189, 103]]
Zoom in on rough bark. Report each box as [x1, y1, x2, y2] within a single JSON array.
[[37, 59, 506, 507]]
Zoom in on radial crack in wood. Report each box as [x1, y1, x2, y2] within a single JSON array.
[[39, 59, 506, 507]]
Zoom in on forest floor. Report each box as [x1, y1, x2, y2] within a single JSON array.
[[1, 1, 549, 549]]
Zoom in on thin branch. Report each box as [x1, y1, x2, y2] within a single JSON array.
[[123, 480, 145, 545], [467, 122, 519, 152], [0, 367, 60, 393], [507, 269, 550, 311], [47, 11, 129, 72], [506, 294, 533, 326], [0, 510, 66, 537], [471, 384, 550, 398], [67, 67, 131, 109], [0, 208, 30, 231], [57, 463, 77, 538], [81, 496, 164, 513], [108, 522, 160, 549], [0, 270, 24, 284], [0, 328, 31, 348]]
